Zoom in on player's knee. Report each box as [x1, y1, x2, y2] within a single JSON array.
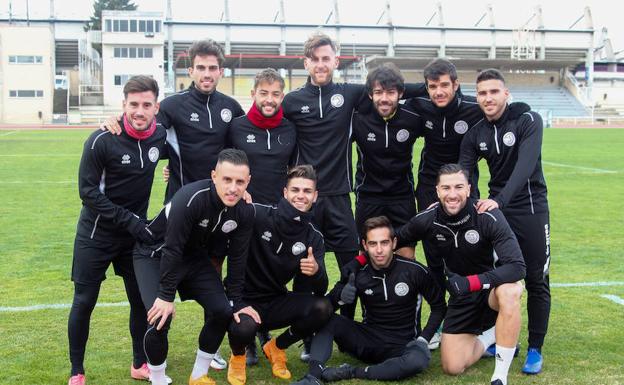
[[228, 314, 258, 343], [72, 284, 99, 312], [441, 354, 467, 376], [311, 297, 334, 324], [206, 300, 233, 324], [496, 283, 523, 311], [402, 344, 431, 374]]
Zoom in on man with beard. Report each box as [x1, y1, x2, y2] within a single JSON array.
[[352, 62, 423, 259], [395, 163, 526, 385], [225, 165, 332, 385], [460, 69, 551, 374], [68, 76, 167, 385], [289, 215, 445, 385]]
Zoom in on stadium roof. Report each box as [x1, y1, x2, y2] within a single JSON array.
[[174, 53, 360, 70]]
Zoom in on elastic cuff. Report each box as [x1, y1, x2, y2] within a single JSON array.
[[467, 275, 482, 292], [355, 254, 367, 265]]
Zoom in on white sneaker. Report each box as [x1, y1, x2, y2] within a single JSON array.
[[210, 350, 227, 370], [148, 374, 172, 384], [428, 331, 441, 350]]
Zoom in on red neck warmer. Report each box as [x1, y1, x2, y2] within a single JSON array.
[[123, 114, 157, 140], [247, 103, 283, 130]]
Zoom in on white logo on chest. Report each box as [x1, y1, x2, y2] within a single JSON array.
[[148, 147, 159, 163], [503, 132, 516, 147], [246, 134, 256, 143], [190, 112, 199, 122], [291, 242, 306, 256], [436, 234, 446, 242], [121, 154, 131, 164], [396, 129, 410, 143], [221, 220, 238, 233], [301, 105, 310, 114], [425, 120, 434, 129], [464, 230, 480, 244], [330, 94, 344, 108], [394, 282, 409, 296], [367, 133, 376, 142], [454, 120, 469, 134], [221, 108, 232, 123], [199, 219, 209, 228], [364, 288, 374, 296], [262, 231, 272, 241], [479, 142, 488, 151]]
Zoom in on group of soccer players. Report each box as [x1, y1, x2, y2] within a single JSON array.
[[67, 32, 551, 385]]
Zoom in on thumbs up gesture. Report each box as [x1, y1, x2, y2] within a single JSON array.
[[300, 246, 319, 276], [339, 273, 357, 305]]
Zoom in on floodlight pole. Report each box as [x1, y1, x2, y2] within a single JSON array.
[[166, 0, 174, 93]]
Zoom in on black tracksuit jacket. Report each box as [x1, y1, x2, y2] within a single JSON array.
[[396, 199, 526, 290], [352, 101, 423, 203], [138, 179, 255, 309], [409, 91, 483, 187], [157, 84, 244, 200], [227, 114, 296, 205], [77, 123, 166, 239], [329, 256, 446, 343], [459, 103, 548, 215], [243, 199, 327, 302]]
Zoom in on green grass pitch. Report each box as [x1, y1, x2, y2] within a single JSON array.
[[0, 128, 623, 384]]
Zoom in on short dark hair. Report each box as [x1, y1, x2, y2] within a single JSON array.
[[304, 32, 338, 58], [423, 58, 458, 83], [366, 62, 405, 95], [477, 68, 506, 84], [217, 149, 249, 167], [254, 68, 285, 90], [362, 216, 395, 241], [188, 39, 225, 67], [287, 165, 317, 186], [123, 75, 159, 100], [436, 163, 470, 185]]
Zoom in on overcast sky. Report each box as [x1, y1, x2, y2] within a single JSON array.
[[1, 0, 621, 53]]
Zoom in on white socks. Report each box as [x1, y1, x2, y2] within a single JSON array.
[[148, 362, 167, 385], [491, 345, 515, 385], [191, 349, 214, 380], [477, 326, 496, 352]]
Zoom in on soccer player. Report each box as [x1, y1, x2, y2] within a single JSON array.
[[395, 163, 526, 385], [291, 216, 445, 385], [132, 149, 257, 385], [460, 68, 551, 374], [225, 165, 332, 385], [67, 76, 167, 385], [352, 62, 423, 259]]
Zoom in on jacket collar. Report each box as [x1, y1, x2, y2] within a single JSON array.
[[436, 198, 477, 229], [189, 82, 215, 103], [304, 77, 335, 95], [275, 198, 313, 236]]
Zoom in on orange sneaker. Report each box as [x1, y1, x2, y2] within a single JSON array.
[[68, 374, 85, 385], [131, 363, 150, 380], [227, 354, 247, 385], [262, 339, 291, 380], [188, 374, 216, 385]]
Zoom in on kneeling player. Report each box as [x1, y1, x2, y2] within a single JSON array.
[[225, 165, 332, 385], [291, 216, 446, 384], [395, 163, 526, 385]]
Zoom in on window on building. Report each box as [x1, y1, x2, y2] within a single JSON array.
[[129, 47, 137, 58], [114, 47, 121, 57], [105, 19, 112, 32], [139, 20, 146, 32], [155, 20, 161, 33], [146, 20, 154, 33], [9, 90, 43, 98], [113, 19, 120, 32], [144, 48, 153, 58], [121, 47, 128, 57], [8, 55, 43, 64], [130, 19, 137, 32], [120, 19, 128, 32], [114, 75, 131, 86]]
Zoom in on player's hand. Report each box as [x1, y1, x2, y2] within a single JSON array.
[[339, 273, 357, 305], [476, 198, 499, 213], [446, 272, 471, 296], [426, 201, 439, 209], [162, 165, 170, 183], [300, 247, 319, 276], [129, 219, 155, 244], [99, 115, 123, 135], [243, 190, 253, 204], [234, 306, 261, 324], [148, 298, 175, 330]]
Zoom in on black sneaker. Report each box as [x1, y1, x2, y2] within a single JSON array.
[[246, 341, 259, 366], [321, 364, 355, 382], [289, 373, 323, 385]]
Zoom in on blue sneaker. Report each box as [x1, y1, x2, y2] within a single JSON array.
[[482, 344, 520, 358], [522, 348, 543, 374]]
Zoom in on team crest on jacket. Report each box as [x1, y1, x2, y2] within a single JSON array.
[[221, 108, 232, 123], [503, 132, 516, 147], [292, 242, 306, 256], [221, 220, 238, 233], [454, 120, 469, 134], [148, 147, 159, 162], [464, 230, 480, 244], [394, 282, 409, 296], [330, 94, 344, 108], [396, 129, 410, 143]]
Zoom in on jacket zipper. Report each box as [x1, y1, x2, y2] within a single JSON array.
[[373, 274, 388, 300], [137, 140, 144, 169], [318, 87, 323, 118], [433, 222, 459, 248], [494, 124, 500, 154], [384, 122, 389, 148], [90, 214, 101, 239], [206, 95, 213, 128], [267, 130, 271, 150], [442, 117, 447, 138], [211, 207, 226, 232]]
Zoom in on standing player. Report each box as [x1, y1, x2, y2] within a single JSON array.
[[352, 62, 423, 259], [460, 69, 551, 374], [67, 76, 167, 385], [133, 149, 258, 385], [226, 165, 332, 385], [395, 164, 526, 385], [291, 216, 446, 385]]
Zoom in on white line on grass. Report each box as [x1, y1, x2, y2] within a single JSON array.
[[2, 282, 623, 313], [542, 161, 618, 174], [0, 153, 79, 157], [601, 295, 624, 306], [0, 131, 17, 137], [0, 180, 75, 184]]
